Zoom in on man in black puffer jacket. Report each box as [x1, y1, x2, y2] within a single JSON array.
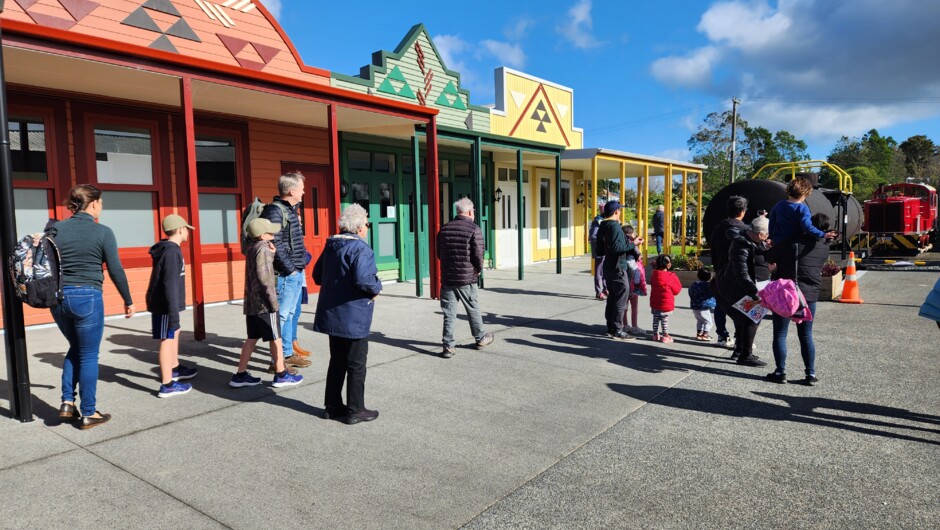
[[260, 171, 311, 370], [436, 197, 494, 358], [709, 195, 749, 348]]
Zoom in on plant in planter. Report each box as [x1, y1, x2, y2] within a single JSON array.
[[668, 252, 709, 287], [819, 258, 844, 301]]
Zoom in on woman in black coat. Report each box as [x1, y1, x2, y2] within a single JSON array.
[[766, 213, 832, 385], [715, 215, 770, 367]]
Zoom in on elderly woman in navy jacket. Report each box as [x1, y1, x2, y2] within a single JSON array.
[[313, 204, 382, 425]]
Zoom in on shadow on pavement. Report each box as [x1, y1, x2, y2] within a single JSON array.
[[610, 383, 940, 446]]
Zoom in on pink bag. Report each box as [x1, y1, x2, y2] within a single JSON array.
[[758, 279, 813, 324]]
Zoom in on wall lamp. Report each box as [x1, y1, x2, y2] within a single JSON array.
[[494, 187, 503, 202], [577, 191, 585, 204]]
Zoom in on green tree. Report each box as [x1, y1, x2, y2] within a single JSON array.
[[688, 111, 750, 196], [860, 129, 905, 183], [845, 166, 880, 200], [899, 134, 939, 184], [773, 130, 810, 162], [742, 126, 781, 175]]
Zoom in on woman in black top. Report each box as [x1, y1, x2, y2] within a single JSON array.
[[53, 185, 135, 429]]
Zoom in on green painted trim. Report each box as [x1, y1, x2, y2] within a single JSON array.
[[415, 126, 564, 155]]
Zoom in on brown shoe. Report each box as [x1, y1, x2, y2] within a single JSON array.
[[292, 341, 311, 357], [80, 411, 111, 430], [284, 355, 311, 369], [58, 402, 79, 420]]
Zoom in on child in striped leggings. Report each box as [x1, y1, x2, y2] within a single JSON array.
[[650, 254, 681, 343]]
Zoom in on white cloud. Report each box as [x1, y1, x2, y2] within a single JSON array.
[[651, 1, 940, 143], [651, 47, 720, 88], [433, 34, 470, 71], [504, 17, 535, 41], [557, 0, 602, 50], [262, 0, 282, 20], [479, 40, 527, 69], [697, 0, 790, 49]]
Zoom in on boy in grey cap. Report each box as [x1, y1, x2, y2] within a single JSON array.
[[230, 218, 303, 388]]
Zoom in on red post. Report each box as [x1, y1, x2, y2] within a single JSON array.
[[180, 77, 206, 340], [328, 104, 341, 234], [427, 116, 441, 299]]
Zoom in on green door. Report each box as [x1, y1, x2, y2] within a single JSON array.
[[401, 176, 429, 281]]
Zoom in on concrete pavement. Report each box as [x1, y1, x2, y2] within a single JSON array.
[[1, 259, 938, 529]]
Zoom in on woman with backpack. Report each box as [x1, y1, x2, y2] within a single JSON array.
[[53, 184, 135, 430], [765, 213, 833, 386]]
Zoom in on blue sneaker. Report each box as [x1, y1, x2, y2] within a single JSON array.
[[272, 371, 304, 388], [158, 381, 192, 398], [229, 371, 262, 388], [172, 364, 198, 381]]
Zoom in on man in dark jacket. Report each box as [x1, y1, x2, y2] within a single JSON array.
[[436, 197, 494, 358], [261, 171, 311, 370], [709, 195, 748, 349], [596, 201, 640, 340], [146, 214, 198, 397], [652, 205, 665, 255]]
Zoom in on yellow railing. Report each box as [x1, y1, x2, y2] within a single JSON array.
[[750, 160, 853, 194]]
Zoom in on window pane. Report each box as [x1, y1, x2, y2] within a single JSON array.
[[198, 193, 239, 244], [561, 181, 571, 208], [454, 161, 470, 179], [402, 155, 414, 174], [352, 182, 369, 212], [196, 136, 237, 188], [348, 150, 370, 171], [13, 189, 50, 239], [377, 222, 397, 258], [373, 153, 395, 173], [97, 191, 155, 247], [95, 125, 153, 185], [539, 211, 550, 240], [498, 167, 508, 181], [380, 182, 395, 218], [439, 160, 450, 178], [561, 211, 571, 239], [540, 179, 550, 207], [10, 118, 48, 182]]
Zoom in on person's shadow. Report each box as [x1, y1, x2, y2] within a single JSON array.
[[610, 384, 940, 446], [31, 324, 322, 426]]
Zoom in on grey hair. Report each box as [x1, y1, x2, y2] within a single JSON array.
[[278, 171, 305, 195], [338, 203, 369, 234], [455, 197, 474, 214]]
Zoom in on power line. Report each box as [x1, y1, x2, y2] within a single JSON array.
[[589, 102, 726, 135]]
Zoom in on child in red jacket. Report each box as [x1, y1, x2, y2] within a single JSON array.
[[650, 254, 682, 343]]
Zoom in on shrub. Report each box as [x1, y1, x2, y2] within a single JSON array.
[[821, 259, 841, 278]]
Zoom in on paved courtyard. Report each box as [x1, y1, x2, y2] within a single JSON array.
[[1, 259, 938, 529]]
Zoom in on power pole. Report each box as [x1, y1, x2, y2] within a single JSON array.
[[729, 97, 740, 185]]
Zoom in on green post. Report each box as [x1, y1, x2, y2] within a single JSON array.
[[516, 149, 524, 280], [412, 133, 423, 297], [474, 137, 484, 289]]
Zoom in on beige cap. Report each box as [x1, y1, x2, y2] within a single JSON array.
[[162, 214, 194, 232], [247, 218, 280, 239]]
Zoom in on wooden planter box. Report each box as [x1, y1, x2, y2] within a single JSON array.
[[819, 273, 843, 301], [642, 266, 701, 288]]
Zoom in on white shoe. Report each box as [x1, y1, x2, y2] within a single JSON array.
[[719, 337, 734, 349], [630, 327, 647, 335]]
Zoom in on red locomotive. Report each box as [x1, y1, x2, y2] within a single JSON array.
[[861, 182, 938, 254]]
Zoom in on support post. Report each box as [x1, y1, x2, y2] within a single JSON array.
[[411, 133, 423, 297], [681, 170, 688, 255], [729, 97, 739, 185], [555, 155, 562, 274], [328, 105, 341, 233], [696, 171, 703, 255], [473, 137, 484, 288], [643, 165, 650, 261], [427, 117, 441, 299], [180, 77, 206, 341], [0, 14, 33, 421], [590, 156, 598, 277], [516, 149, 524, 280]]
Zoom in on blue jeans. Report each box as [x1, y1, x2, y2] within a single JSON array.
[[51, 287, 105, 417], [290, 282, 305, 345], [771, 301, 817, 376], [714, 305, 729, 339], [655, 234, 664, 256], [441, 284, 485, 348], [276, 271, 304, 358]]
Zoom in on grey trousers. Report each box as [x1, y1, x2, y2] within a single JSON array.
[[441, 283, 485, 348]]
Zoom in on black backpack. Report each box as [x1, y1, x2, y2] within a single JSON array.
[[240, 198, 289, 255], [9, 220, 63, 308]]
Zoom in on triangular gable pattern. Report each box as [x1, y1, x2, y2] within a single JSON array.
[[331, 24, 490, 132], [490, 67, 583, 149], [4, 0, 324, 82]]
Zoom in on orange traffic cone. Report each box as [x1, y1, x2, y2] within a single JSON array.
[[839, 251, 864, 304]]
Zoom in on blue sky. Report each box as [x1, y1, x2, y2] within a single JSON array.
[[269, 0, 940, 163]]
